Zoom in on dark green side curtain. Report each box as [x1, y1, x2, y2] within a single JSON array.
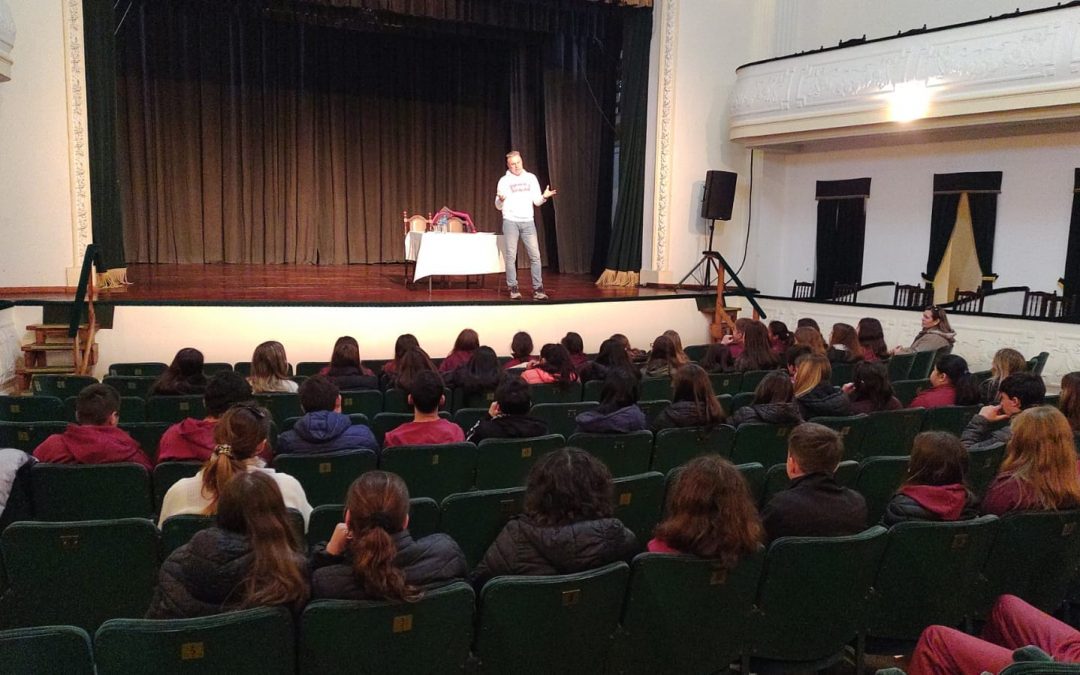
[[813, 178, 870, 300], [1061, 169, 1080, 298], [596, 8, 651, 287], [923, 171, 1002, 290], [82, 0, 125, 271]]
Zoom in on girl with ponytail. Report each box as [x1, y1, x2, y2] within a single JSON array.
[[158, 404, 312, 528], [909, 354, 981, 409], [312, 472, 467, 601]]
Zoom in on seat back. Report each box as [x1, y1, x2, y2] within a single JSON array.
[[476, 562, 629, 675], [452, 387, 497, 412], [160, 514, 218, 554], [652, 425, 735, 474], [295, 362, 328, 377], [529, 402, 599, 438], [967, 442, 1007, 496], [31, 463, 153, 521], [891, 379, 930, 407], [339, 389, 383, 418], [0, 395, 65, 422], [372, 412, 414, 445], [830, 361, 856, 387], [886, 352, 917, 382], [614, 551, 765, 674], [638, 400, 671, 427], [730, 391, 755, 414], [95, 607, 294, 675], [730, 423, 794, 467], [922, 405, 981, 435], [527, 381, 583, 404], [639, 377, 672, 401], [979, 509, 1080, 614], [612, 472, 665, 544], [752, 527, 888, 663], [909, 349, 940, 380], [30, 375, 98, 398], [810, 415, 868, 461], [853, 456, 910, 524], [253, 393, 304, 427], [708, 372, 743, 396], [381, 442, 477, 502], [684, 344, 709, 362], [299, 583, 475, 674], [858, 409, 926, 459], [735, 462, 767, 504], [1032, 351, 1050, 376], [0, 519, 159, 632], [440, 487, 526, 567], [475, 434, 566, 489], [0, 625, 94, 675], [102, 376, 157, 400], [273, 449, 378, 506], [739, 370, 773, 393], [117, 422, 169, 463], [452, 407, 488, 436], [146, 395, 206, 424], [107, 362, 167, 377], [152, 461, 202, 512], [203, 362, 233, 375], [568, 430, 653, 477], [0, 421, 68, 452], [868, 517, 998, 640]]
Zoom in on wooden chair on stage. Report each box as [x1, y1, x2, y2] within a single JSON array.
[[791, 281, 815, 299], [894, 284, 930, 309], [403, 212, 431, 285], [952, 288, 984, 313]]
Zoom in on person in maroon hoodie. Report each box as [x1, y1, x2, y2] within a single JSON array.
[[560, 332, 589, 373], [156, 371, 253, 463], [33, 384, 151, 470], [438, 329, 479, 374], [881, 431, 977, 526], [908, 354, 981, 409]]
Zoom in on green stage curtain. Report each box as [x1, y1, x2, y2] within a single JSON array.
[[82, 0, 127, 281], [596, 9, 652, 287]]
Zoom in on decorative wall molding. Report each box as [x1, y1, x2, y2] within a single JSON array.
[[735, 297, 1079, 391], [61, 0, 91, 270], [0, 0, 15, 82], [648, 0, 677, 274], [731, 6, 1080, 150]]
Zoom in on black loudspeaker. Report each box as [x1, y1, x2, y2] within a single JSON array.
[[701, 170, 737, 221]]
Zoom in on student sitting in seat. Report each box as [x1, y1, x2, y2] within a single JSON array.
[[384, 346, 439, 394], [760, 422, 867, 542], [648, 455, 763, 565], [650, 364, 726, 432], [521, 343, 579, 388], [466, 376, 548, 444], [157, 371, 254, 463], [470, 448, 637, 588], [729, 371, 803, 428], [561, 332, 590, 373], [311, 472, 467, 601], [856, 318, 889, 363], [979, 348, 1028, 405], [148, 347, 208, 397], [147, 471, 309, 619], [881, 431, 977, 527], [503, 331, 536, 370], [980, 406, 1080, 516], [793, 354, 853, 419], [383, 370, 464, 448], [826, 323, 864, 365], [908, 354, 981, 409], [793, 325, 827, 357], [33, 383, 151, 470], [641, 335, 686, 378], [158, 404, 312, 527], [580, 338, 640, 383], [961, 372, 1046, 451], [275, 376, 377, 455], [380, 333, 420, 387], [574, 370, 646, 434], [248, 340, 298, 394], [844, 361, 902, 414], [1061, 371, 1080, 434], [439, 328, 479, 374], [320, 336, 378, 391], [444, 346, 503, 399]]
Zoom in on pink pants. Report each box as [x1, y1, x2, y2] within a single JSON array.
[[908, 595, 1080, 675]]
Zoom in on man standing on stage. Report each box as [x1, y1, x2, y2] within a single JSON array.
[[496, 151, 556, 300]]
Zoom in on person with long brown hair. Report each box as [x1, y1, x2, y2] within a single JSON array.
[[845, 361, 902, 414], [662, 330, 691, 368], [881, 432, 976, 526], [439, 328, 480, 374], [894, 305, 956, 354], [1060, 372, 1080, 433], [321, 336, 377, 390], [768, 321, 794, 354], [794, 326, 827, 357], [649, 456, 763, 567], [733, 322, 780, 372], [729, 371, 803, 427], [650, 364, 726, 432], [979, 348, 1028, 404], [380, 333, 420, 386], [793, 354, 852, 418], [158, 404, 312, 527], [470, 448, 637, 587], [856, 318, 889, 362], [909, 354, 981, 409], [981, 406, 1080, 516], [642, 335, 683, 377], [504, 331, 536, 370], [149, 347, 208, 396], [385, 346, 439, 393], [826, 323, 863, 364], [521, 343, 578, 389], [147, 471, 309, 618], [248, 341, 297, 393], [311, 472, 467, 601]]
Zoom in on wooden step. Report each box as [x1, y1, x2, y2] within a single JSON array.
[[17, 365, 79, 375], [22, 342, 76, 352]]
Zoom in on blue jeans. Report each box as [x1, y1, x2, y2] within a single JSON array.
[[502, 219, 543, 290]]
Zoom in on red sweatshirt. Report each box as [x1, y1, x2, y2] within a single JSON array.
[[157, 418, 216, 463], [908, 383, 956, 409], [33, 424, 152, 470]]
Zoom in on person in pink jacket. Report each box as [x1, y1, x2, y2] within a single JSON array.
[[33, 383, 151, 470]]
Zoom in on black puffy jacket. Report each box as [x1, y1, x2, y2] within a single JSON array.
[[730, 402, 802, 427], [797, 384, 854, 419], [311, 531, 468, 600], [469, 516, 638, 588], [650, 401, 720, 433], [146, 527, 308, 619], [466, 414, 549, 444]]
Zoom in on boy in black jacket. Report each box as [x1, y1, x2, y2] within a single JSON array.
[[761, 422, 867, 542], [466, 377, 548, 443]]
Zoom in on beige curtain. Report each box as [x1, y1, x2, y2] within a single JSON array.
[[933, 194, 983, 305]]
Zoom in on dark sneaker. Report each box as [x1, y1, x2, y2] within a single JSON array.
[[509, 287, 522, 300], [533, 289, 549, 301]]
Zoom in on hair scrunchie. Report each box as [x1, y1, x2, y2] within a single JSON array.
[[369, 512, 397, 531], [213, 443, 233, 457]]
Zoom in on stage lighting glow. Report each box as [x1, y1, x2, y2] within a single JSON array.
[[888, 80, 932, 122]]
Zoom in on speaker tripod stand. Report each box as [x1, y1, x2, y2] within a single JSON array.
[[675, 220, 723, 290]]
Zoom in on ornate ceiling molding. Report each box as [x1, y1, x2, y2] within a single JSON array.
[[0, 0, 15, 82], [731, 6, 1080, 150]]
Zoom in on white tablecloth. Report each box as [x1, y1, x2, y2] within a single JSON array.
[[405, 232, 506, 282]]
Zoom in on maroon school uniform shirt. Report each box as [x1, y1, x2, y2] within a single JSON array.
[[439, 350, 473, 373], [383, 418, 465, 448], [908, 383, 956, 409], [157, 418, 216, 462], [33, 424, 152, 470]]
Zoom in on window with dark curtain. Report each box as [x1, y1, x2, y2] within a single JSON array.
[[1060, 169, 1080, 303], [922, 171, 1002, 302], [814, 178, 870, 300]]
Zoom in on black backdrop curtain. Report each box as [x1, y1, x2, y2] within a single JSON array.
[[110, 0, 633, 270], [813, 178, 869, 300], [1062, 169, 1080, 298], [923, 171, 1002, 289]]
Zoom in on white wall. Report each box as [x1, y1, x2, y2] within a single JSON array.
[[0, 0, 72, 288]]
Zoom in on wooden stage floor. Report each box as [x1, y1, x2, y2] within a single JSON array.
[[4, 264, 707, 305]]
